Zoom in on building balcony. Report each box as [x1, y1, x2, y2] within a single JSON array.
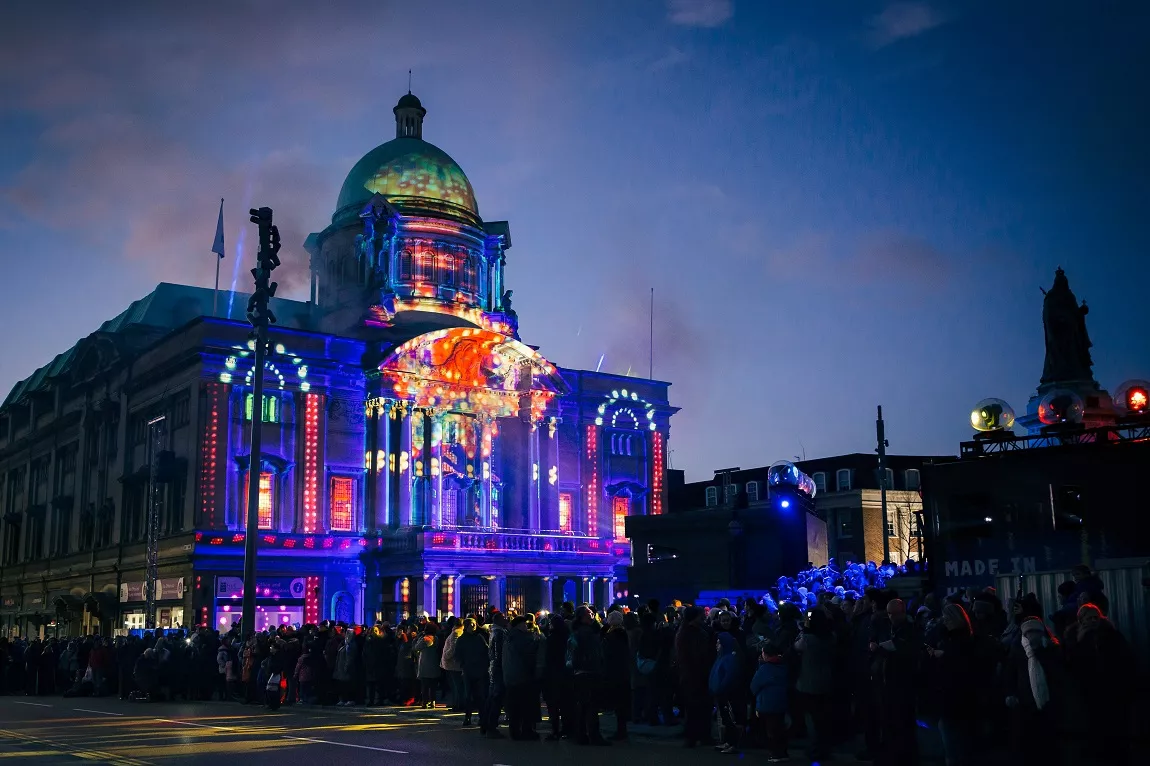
[[192, 527, 631, 559]]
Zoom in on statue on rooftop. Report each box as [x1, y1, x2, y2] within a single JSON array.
[[1040, 268, 1094, 384]]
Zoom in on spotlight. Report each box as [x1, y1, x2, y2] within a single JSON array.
[[780, 500, 791, 509]]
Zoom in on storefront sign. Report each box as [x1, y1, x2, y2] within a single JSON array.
[[120, 582, 145, 603], [216, 576, 306, 600], [120, 578, 187, 603]]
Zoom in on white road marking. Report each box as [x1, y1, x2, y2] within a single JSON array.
[[73, 708, 124, 716], [10, 701, 52, 707], [154, 718, 235, 731], [282, 735, 408, 754]]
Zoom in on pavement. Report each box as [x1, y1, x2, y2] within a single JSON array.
[[0, 694, 959, 765]]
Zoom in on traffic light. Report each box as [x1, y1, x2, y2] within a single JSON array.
[[247, 207, 281, 329]]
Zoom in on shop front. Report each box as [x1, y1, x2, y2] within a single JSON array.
[[119, 578, 187, 631], [214, 576, 306, 632]]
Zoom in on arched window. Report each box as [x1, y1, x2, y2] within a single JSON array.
[[705, 486, 718, 507], [813, 472, 827, 494], [399, 249, 414, 280], [836, 469, 851, 491], [905, 469, 921, 491]]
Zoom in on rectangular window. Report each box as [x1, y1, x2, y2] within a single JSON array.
[[746, 481, 759, 502], [882, 468, 894, 489], [244, 394, 279, 423], [330, 476, 354, 532], [905, 469, 921, 491], [813, 472, 826, 494], [886, 518, 897, 538], [705, 486, 718, 507], [836, 469, 851, 491], [441, 488, 458, 527], [837, 510, 853, 538], [558, 492, 572, 532], [613, 496, 628, 541], [245, 472, 275, 530]]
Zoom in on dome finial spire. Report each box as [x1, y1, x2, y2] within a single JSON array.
[[394, 87, 426, 140]]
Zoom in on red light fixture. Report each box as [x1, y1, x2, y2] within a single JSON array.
[[1127, 387, 1148, 413]]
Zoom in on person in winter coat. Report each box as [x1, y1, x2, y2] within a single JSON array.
[[542, 612, 574, 739], [440, 618, 464, 711], [263, 639, 287, 710], [453, 618, 490, 727], [362, 626, 392, 706], [482, 612, 509, 737], [413, 632, 442, 708], [1003, 618, 1081, 766], [1064, 604, 1134, 765], [601, 610, 632, 740], [676, 606, 715, 748], [569, 606, 611, 746], [926, 603, 987, 766], [709, 631, 744, 754], [332, 632, 358, 706], [794, 608, 836, 761], [132, 649, 159, 701], [502, 616, 545, 739], [751, 645, 790, 762], [395, 627, 417, 704]]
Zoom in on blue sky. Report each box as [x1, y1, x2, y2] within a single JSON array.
[[1, 1, 1147, 479]]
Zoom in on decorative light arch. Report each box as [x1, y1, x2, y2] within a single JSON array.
[[218, 340, 311, 392], [596, 388, 658, 431]]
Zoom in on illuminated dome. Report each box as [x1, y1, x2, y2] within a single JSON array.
[[337, 138, 478, 220], [335, 94, 479, 224], [971, 398, 1015, 432]]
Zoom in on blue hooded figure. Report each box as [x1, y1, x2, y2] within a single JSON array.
[[708, 632, 743, 698]]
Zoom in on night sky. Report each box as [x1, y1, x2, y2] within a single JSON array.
[[1, 1, 1147, 480]]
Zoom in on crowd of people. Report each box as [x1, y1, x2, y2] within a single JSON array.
[[0, 561, 1139, 765]]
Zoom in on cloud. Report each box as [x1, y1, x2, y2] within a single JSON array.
[[666, 0, 733, 28], [867, 2, 949, 48], [648, 46, 690, 73]]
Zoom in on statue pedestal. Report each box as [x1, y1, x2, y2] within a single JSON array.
[[1018, 379, 1116, 435]]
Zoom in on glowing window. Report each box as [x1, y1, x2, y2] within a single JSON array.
[[330, 477, 354, 532], [244, 472, 275, 530], [244, 394, 279, 423], [442, 489, 458, 527], [613, 496, 628, 540], [558, 492, 572, 532]]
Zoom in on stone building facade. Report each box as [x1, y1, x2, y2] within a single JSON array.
[[0, 93, 675, 638]]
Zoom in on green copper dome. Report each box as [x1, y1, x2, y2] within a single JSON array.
[[336, 137, 479, 222]]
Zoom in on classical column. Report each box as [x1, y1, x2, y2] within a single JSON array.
[[488, 575, 506, 613], [480, 418, 494, 526], [539, 577, 555, 614], [371, 402, 391, 528], [430, 414, 444, 527], [528, 423, 541, 531], [581, 577, 593, 607], [602, 578, 616, 609], [422, 574, 439, 619], [397, 406, 413, 526], [540, 418, 560, 531]]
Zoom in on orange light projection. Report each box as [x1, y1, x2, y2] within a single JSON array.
[[330, 477, 354, 532], [559, 492, 572, 532], [244, 472, 274, 530], [613, 496, 628, 541]]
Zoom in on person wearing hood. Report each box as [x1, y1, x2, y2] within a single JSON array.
[[709, 631, 744, 755], [751, 644, 791, 762], [441, 617, 464, 711]]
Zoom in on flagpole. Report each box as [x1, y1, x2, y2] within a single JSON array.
[[212, 198, 224, 317]]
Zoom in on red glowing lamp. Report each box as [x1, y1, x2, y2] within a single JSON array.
[[1127, 387, 1148, 413], [1115, 379, 1150, 416]]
